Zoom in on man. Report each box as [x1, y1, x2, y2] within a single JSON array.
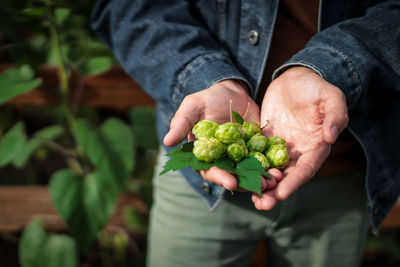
[[92, 1, 400, 266]]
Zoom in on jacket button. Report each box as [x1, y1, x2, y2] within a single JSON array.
[[202, 182, 211, 194], [248, 30, 259, 45]]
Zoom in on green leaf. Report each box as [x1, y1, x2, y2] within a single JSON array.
[[101, 118, 135, 172], [42, 235, 77, 267], [160, 142, 272, 195], [55, 8, 71, 25], [181, 142, 194, 152], [34, 124, 64, 139], [237, 157, 268, 175], [75, 119, 127, 190], [84, 56, 113, 76], [191, 157, 213, 171], [167, 142, 194, 157], [19, 218, 48, 267], [12, 125, 64, 168], [0, 122, 26, 167], [159, 151, 193, 175], [50, 169, 118, 252], [12, 140, 41, 168], [236, 169, 262, 195], [235, 158, 266, 195], [22, 7, 49, 17], [19, 218, 78, 267], [214, 157, 236, 173], [0, 65, 41, 104], [232, 111, 244, 124]]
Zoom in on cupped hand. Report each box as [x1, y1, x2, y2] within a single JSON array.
[[253, 66, 349, 210], [163, 79, 260, 190]]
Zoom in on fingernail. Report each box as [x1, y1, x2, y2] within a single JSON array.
[[224, 180, 236, 190], [276, 189, 286, 200], [163, 132, 172, 145], [223, 181, 230, 190]]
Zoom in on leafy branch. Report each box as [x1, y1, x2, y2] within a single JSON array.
[[161, 142, 271, 195]]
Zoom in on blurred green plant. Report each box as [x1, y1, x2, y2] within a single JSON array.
[[19, 218, 78, 267], [0, 1, 152, 267]]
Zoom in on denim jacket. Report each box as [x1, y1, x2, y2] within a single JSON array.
[[92, 0, 400, 230]]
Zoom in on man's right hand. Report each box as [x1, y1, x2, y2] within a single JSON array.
[[163, 79, 260, 190], [252, 66, 349, 210]]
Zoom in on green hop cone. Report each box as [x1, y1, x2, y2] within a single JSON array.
[[242, 121, 261, 140], [192, 120, 219, 139], [247, 133, 268, 152], [235, 138, 246, 145], [265, 144, 289, 169], [193, 137, 225, 163], [215, 122, 244, 144], [226, 140, 248, 162], [265, 136, 286, 150], [249, 151, 270, 170]]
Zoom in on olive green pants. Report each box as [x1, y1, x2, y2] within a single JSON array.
[[147, 152, 369, 267]]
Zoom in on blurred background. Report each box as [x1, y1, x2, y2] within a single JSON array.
[[0, 1, 399, 266]]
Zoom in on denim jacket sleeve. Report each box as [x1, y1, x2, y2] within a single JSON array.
[[274, 0, 400, 111], [91, 0, 251, 111], [274, 1, 400, 229]]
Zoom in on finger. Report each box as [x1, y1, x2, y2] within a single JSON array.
[[267, 168, 283, 181], [163, 97, 201, 146], [261, 177, 267, 190], [322, 88, 349, 144], [187, 132, 196, 142], [261, 168, 283, 191], [263, 178, 277, 190], [199, 166, 238, 190], [252, 190, 278, 210], [275, 145, 329, 200]]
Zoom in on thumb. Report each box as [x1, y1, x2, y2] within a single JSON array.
[[163, 97, 201, 146], [322, 88, 349, 144]]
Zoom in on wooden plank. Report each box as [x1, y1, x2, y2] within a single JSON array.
[[4, 65, 156, 109], [0, 186, 399, 233], [0, 186, 148, 233], [380, 198, 400, 228]]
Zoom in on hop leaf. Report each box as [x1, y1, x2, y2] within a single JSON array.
[[235, 158, 268, 195], [232, 111, 244, 124], [160, 143, 195, 175]]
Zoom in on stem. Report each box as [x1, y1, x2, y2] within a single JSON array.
[[39, 138, 76, 158], [243, 103, 250, 121], [229, 99, 233, 123], [46, 4, 88, 173], [261, 120, 270, 130], [49, 24, 75, 134]]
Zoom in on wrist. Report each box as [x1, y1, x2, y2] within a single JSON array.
[[216, 79, 250, 95], [281, 66, 319, 77]]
